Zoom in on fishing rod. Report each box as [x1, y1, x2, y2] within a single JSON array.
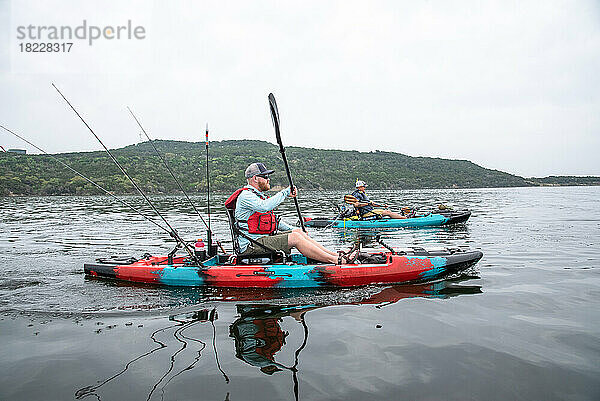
[[268, 93, 306, 232], [0, 124, 172, 235], [205, 124, 210, 231], [205, 123, 214, 255], [52, 83, 198, 262], [203, 125, 226, 254], [126, 107, 225, 254]]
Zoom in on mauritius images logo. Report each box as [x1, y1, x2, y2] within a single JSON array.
[[16, 20, 146, 46]]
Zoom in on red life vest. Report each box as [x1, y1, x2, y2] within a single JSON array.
[[224, 188, 279, 235]]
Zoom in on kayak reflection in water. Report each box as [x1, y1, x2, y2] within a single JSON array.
[[74, 280, 481, 400], [349, 180, 407, 219], [227, 279, 483, 377]]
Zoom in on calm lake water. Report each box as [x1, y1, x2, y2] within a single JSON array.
[[0, 187, 598, 400]]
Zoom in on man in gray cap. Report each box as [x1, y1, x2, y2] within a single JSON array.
[[230, 162, 347, 263]]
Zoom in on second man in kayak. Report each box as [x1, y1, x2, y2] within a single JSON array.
[[351, 180, 406, 219]]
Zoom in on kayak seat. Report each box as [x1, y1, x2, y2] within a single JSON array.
[[340, 196, 360, 219], [342, 194, 385, 220], [225, 207, 242, 254], [224, 207, 284, 265]]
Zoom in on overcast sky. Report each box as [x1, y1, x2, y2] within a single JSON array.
[[1, 0, 598, 177]]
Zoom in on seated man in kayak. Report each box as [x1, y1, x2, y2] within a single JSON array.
[[228, 162, 352, 264], [351, 180, 405, 219]]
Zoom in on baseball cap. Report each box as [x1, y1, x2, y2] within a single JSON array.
[[245, 162, 275, 178], [355, 180, 367, 188]]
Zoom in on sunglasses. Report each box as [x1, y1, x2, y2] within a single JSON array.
[[257, 174, 270, 180]]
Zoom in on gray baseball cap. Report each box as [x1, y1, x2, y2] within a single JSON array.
[[245, 162, 275, 178]]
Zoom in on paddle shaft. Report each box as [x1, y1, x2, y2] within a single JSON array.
[[268, 93, 306, 232], [278, 144, 306, 232]]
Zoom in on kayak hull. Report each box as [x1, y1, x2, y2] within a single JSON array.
[[305, 211, 471, 228], [84, 249, 483, 288]]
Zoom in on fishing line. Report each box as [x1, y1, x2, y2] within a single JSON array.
[[0, 124, 171, 235], [127, 107, 225, 253], [52, 83, 196, 260], [127, 106, 207, 223]]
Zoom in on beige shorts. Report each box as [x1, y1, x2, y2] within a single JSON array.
[[241, 231, 292, 255], [362, 209, 385, 218]]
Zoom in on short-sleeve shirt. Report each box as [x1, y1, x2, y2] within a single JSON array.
[[351, 189, 373, 216], [235, 186, 294, 252]]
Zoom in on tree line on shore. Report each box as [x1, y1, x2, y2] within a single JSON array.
[[1, 140, 596, 196]]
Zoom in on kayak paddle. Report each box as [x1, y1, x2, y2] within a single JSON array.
[[268, 93, 306, 232]]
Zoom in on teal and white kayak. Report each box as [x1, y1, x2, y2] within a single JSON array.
[[304, 211, 470, 229]]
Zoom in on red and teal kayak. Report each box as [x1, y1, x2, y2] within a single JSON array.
[[84, 248, 482, 288]]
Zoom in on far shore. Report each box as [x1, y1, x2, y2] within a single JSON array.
[[2, 183, 600, 198]]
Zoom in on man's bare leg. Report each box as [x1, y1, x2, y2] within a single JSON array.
[[380, 210, 406, 219], [288, 231, 338, 263], [292, 228, 337, 256]]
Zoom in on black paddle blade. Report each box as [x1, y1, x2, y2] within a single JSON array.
[[266, 92, 306, 232], [268, 93, 281, 142]]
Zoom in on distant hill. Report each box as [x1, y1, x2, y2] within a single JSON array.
[[526, 176, 600, 187], [0, 139, 594, 196]]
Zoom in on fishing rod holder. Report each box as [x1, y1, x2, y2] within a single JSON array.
[[167, 243, 180, 265], [167, 237, 205, 267]]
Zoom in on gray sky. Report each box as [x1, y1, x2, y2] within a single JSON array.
[[1, 0, 599, 177]]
